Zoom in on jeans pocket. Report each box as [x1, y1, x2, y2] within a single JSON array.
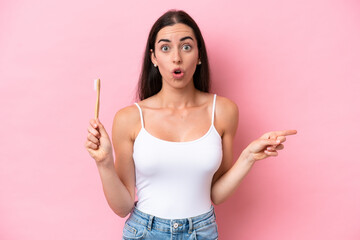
[[194, 221, 218, 240], [122, 221, 147, 240]]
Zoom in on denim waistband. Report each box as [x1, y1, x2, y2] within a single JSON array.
[[128, 203, 216, 234]]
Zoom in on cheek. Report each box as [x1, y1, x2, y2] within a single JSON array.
[[155, 58, 170, 77], [190, 49, 199, 65], [187, 54, 199, 69], [157, 65, 167, 77], [156, 54, 169, 68]]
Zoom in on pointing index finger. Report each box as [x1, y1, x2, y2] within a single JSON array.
[[274, 130, 297, 137]]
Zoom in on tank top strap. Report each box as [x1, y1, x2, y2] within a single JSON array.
[[211, 94, 217, 126], [134, 103, 144, 128]]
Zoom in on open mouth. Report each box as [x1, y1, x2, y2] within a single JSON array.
[[172, 68, 184, 79]]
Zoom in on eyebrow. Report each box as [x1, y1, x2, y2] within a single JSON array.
[[157, 36, 194, 43]]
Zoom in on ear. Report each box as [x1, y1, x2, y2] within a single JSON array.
[[150, 49, 158, 66]]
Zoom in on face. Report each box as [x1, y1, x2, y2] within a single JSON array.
[[151, 23, 200, 89]]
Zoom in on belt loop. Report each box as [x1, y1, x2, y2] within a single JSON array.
[[210, 205, 216, 220], [188, 217, 193, 234], [147, 215, 154, 231]]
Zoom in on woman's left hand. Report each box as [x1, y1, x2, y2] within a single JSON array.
[[242, 130, 297, 164]]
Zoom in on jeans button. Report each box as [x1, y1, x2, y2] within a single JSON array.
[[173, 223, 179, 228]]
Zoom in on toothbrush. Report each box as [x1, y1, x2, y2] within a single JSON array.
[[94, 78, 100, 119]]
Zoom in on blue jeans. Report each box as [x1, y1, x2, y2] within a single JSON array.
[[122, 204, 218, 240]]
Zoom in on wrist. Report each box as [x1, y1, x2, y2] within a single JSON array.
[[239, 149, 255, 166], [96, 154, 114, 169]]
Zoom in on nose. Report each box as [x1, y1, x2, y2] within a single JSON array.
[[172, 49, 182, 64]]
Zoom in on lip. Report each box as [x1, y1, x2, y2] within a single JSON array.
[[172, 67, 184, 73], [172, 68, 185, 79]]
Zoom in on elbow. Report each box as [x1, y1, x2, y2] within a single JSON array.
[[114, 208, 132, 218], [110, 204, 133, 218], [212, 200, 220, 206], [211, 198, 224, 206], [118, 212, 130, 218], [211, 194, 223, 206]]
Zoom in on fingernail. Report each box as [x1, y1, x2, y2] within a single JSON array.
[[276, 140, 280, 143]]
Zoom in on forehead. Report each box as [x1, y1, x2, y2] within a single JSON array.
[[155, 23, 196, 42]]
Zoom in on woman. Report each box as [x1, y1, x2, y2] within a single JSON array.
[[85, 10, 296, 240]]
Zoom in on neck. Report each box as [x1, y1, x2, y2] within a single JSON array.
[[156, 81, 198, 109]]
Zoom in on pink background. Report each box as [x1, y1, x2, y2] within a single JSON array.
[[1, 0, 359, 239]]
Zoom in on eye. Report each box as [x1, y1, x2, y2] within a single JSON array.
[[182, 44, 192, 51], [161, 45, 170, 52]]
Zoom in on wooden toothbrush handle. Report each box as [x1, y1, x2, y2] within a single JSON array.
[[95, 79, 100, 119]]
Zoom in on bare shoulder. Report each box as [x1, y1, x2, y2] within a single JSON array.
[[214, 95, 239, 136], [113, 104, 140, 124], [215, 95, 239, 119], [112, 104, 141, 141]]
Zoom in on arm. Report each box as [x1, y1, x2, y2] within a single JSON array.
[[85, 106, 138, 218], [210, 98, 297, 205], [96, 155, 134, 218], [211, 150, 255, 205], [210, 97, 241, 205]]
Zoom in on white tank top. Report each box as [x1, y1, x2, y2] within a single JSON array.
[[133, 94, 222, 219]]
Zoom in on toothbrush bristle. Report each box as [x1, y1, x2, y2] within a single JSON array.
[[94, 79, 98, 91]]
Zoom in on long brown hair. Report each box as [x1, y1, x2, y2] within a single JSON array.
[[137, 10, 210, 101]]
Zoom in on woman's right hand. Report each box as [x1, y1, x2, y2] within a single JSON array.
[[85, 119, 113, 164]]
